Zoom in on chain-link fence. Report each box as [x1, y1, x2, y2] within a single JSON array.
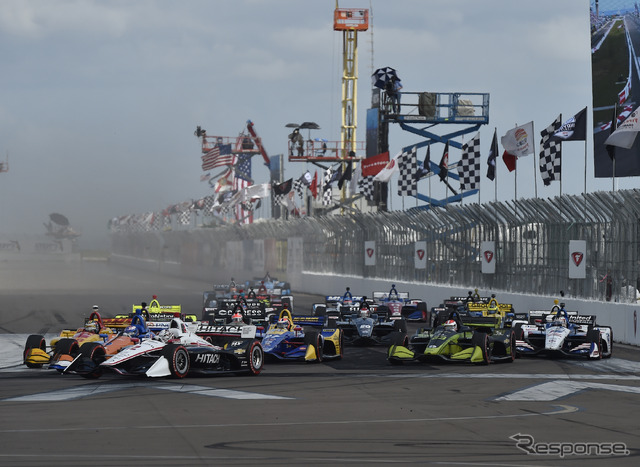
[[110, 189, 640, 303]]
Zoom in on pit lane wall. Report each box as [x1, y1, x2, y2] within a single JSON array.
[[110, 234, 640, 347], [0, 235, 79, 261]]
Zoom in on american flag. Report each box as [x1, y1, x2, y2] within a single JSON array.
[[234, 154, 252, 182], [201, 144, 233, 171], [233, 154, 252, 224]]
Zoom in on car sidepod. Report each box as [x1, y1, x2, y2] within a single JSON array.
[[188, 338, 263, 375]]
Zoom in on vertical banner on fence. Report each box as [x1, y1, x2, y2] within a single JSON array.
[[364, 240, 376, 266], [481, 241, 496, 274], [415, 241, 427, 269], [569, 240, 586, 279]]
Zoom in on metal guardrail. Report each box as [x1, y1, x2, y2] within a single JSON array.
[[109, 189, 640, 303]]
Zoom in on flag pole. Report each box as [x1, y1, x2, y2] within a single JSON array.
[[494, 130, 498, 203], [532, 148, 538, 198]]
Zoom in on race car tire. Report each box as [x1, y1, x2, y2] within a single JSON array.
[[393, 318, 408, 333], [587, 329, 603, 360], [336, 330, 344, 360], [24, 334, 47, 368], [54, 338, 80, 358], [472, 332, 491, 365], [511, 324, 523, 359], [247, 340, 264, 376], [507, 330, 516, 363], [163, 344, 190, 378], [604, 328, 613, 358], [389, 331, 409, 347], [314, 305, 327, 317], [78, 342, 106, 379], [417, 302, 428, 322], [304, 331, 323, 363]]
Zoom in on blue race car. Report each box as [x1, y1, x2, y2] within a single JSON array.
[[260, 309, 343, 362], [335, 298, 407, 346], [372, 284, 429, 322]]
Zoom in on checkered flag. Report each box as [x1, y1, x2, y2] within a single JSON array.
[[397, 146, 418, 196], [322, 168, 333, 206], [457, 133, 481, 191], [293, 178, 306, 199], [274, 193, 286, 206], [358, 175, 375, 201], [539, 115, 562, 186]]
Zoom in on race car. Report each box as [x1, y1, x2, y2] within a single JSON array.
[[23, 311, 148, 375], [248, 282, 294, 314], [430, 293, 517, 329], [511, 300, 613, 359], [372, 284, 428, 322], [388, 310, 516, 365], [261, 309, 343, 362], [246, 273, 292, 297], [335, 298, 407, 346], [201, 296, 275, 330], [313, 287, 368, 320], [99, 317, 264, 378], [102, 296, 197, 331]]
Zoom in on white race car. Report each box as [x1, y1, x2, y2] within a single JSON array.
[[99, 318, 263, 377], [511, 302, 612, 359]]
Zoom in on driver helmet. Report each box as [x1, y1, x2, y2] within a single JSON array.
[[85, 320, 99, 333], [231, 312, 244, 325], [553, 316, 567, 327], [360, 306, 370, 319], [92, 305, 99, 311], [157, 329, 171, 342], [443, 319, 458, 332], [277, 317, 290, 330], [123, 325, 138, 337]]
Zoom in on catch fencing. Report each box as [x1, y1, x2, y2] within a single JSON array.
[[109, 189, 640, 304]]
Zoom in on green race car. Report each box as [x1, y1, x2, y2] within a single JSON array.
[[387, 311, 516, 365]]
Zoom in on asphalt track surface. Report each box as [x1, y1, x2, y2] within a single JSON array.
[[0, 260, 639, 466]]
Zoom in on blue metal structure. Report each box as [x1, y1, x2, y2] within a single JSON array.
[[384, 91, 490, 209]]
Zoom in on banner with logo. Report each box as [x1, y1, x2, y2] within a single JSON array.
[[364, 240, 376, 266], [414, 241, 426, 269], [481, 241, 496, 274], [569, 240, 586, 279]]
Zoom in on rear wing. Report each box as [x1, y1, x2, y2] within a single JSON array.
[[448, 296, 491, 304], [466, 303, 513, 313], [268, 314, 327, 327], [132, 302, 182, 315], [195, 323, 257, 339], [203, 300, 267, 322], [569, 315, 596, 326], [460, 315, 502, 329], [325, 294, 365, 303], [528, 309, 578, 324], [372, 291, 410, 301]]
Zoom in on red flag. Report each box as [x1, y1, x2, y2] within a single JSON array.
[[310, 171, 318, 198], [362, 151, 390, 177], [502, 151, 516, 172]]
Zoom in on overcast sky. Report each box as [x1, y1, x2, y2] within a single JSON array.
[[0, 0, 625, 247]]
